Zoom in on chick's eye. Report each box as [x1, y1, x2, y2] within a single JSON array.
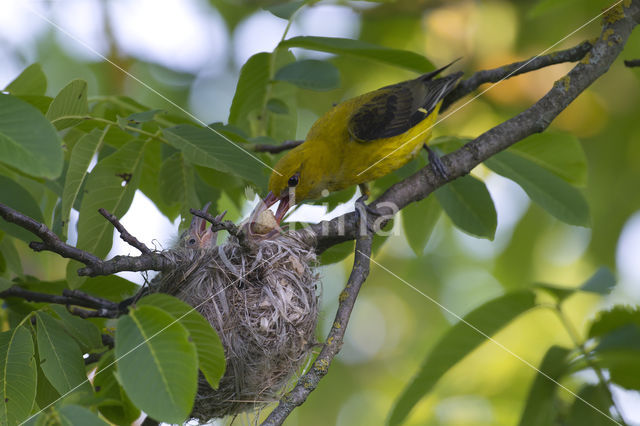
[[188, 238, 196, 245], [288, 175, 299, 187]]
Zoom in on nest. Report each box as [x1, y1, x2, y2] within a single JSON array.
[[150, 229, 319, 422]]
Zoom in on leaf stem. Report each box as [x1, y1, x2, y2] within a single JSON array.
[[51, 115, 170, 144], [554, 304, 627, 425]]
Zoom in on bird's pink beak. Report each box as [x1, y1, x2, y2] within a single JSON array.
[[188, 202, 217, 247], [263, 191, 291, 224]]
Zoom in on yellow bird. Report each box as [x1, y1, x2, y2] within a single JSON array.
[[264, 62, 462, 222]]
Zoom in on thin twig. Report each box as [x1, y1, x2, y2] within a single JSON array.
[[442, 40, 593, 110], [253, 140, 303, 153], [98, 208, 151, 254], [0, 285, 119, 316]]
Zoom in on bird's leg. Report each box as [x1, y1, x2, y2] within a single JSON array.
[[355, 183, 378, 235], [424, 144, 449, 180]]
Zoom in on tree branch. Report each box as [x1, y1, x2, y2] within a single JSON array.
[[262, 227, 373, 425], [309, 0, 640, 254], [0, 202, 173, 277], [98, 208, 151, 254], [442, 40, 594, 110], [625, 58, 640, 67], [0, 285, 120, 317]]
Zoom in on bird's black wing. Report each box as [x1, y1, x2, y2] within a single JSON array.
[[348, 65, 463, 142]]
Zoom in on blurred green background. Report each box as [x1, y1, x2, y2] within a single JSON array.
[[1, 0, 640, 425]]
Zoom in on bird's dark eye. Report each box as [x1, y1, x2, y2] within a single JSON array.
[[288, 175, 299, 187], [188, 238, 196, 245]]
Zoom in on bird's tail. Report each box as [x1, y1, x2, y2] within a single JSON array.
[[420, 61, 463, 113]]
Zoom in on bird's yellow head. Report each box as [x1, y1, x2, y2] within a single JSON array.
[[265, 144, 327, 223]]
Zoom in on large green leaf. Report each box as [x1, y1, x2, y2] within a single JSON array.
[[566, 385, 615, 426], [228, 52, 271, 134], [517, 346, 571, 426], [158, 152, 199, 218], [274, 59, 340, 91], [0, 324, 37, 425], [0, 236, 23, 276], [589, 305, 640, 340], [163, 124, 266, 185], [510, 132, 587, 186], [0, 94, 63, 179], [279, 36, 434, 73], [387, 291, 536, 425], [435, 175, 497, 240], [401, 196, 441, 256], [138, 293, 226, 389], [67, 139, 146, 288], [27, 404, 110, 426], [35, 312, 92, 397], [0, 176, 45, 243], [48, 305, 103, 352], [4, 63, 47, 96], [46, 79, 89, 130], [485, 150, 590, 227], [93, 350, 140, 425], [115, 305, 198, 423], [61, 127, 107, 238]]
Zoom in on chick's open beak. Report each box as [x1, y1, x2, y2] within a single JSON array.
[[186, 202, 217, 248], [263, 191, 291, 224]]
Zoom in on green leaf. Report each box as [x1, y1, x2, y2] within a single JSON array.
[[265, 0, 306, 19], [48, 305, 103, 352], [93, 350, 140, 425], [35, 361, 60, 411], [0, 94, 63, 179], [387, 291, 536, 425], [589, 305, 640, 339], [580, 266, 615, 295], [35, 312, 92, 396], [266, 98, 289, 114], [228, 52, 271, 133], [0, 176, 45, 243], [534, 267, 615, 304], [0, 236, 23, 276], [61, 127, 107, 238], [517, 346, 571, 426], [566, 385, 614, 426], [401, 196, 441, 256], [115, 305, 198, 423], [319, 240, 354, 265], [138, 293, 226, 389], [79, 275, 139, 302], [595, 347, 640, 390], [280, 36, 434, 73], [163, 124, 266, 185], [46, 79, 89, 130], [274, 60, 340, 91], [0, 324, 37, 425], [435, 175, 497, 240], [67, 138, 146, 288], [4, 63, 47, 96], [485, 150, 590, 227], [510, 132, 587, 186], [42, 404, 110, 426], [0, 278, 11, 292], [125, 109, 165, 124], [158, 152, 199, 215]]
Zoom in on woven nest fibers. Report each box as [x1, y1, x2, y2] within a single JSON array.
[[150, 230, 319, 422]]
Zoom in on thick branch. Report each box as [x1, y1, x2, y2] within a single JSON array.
[[310, 0, 639, 253], [625, 58, 640, 67], [262, 228, 373, 425], [0, 203, 173, 276]]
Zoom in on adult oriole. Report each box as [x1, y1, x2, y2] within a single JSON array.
[[265, 62, 462, 222]]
